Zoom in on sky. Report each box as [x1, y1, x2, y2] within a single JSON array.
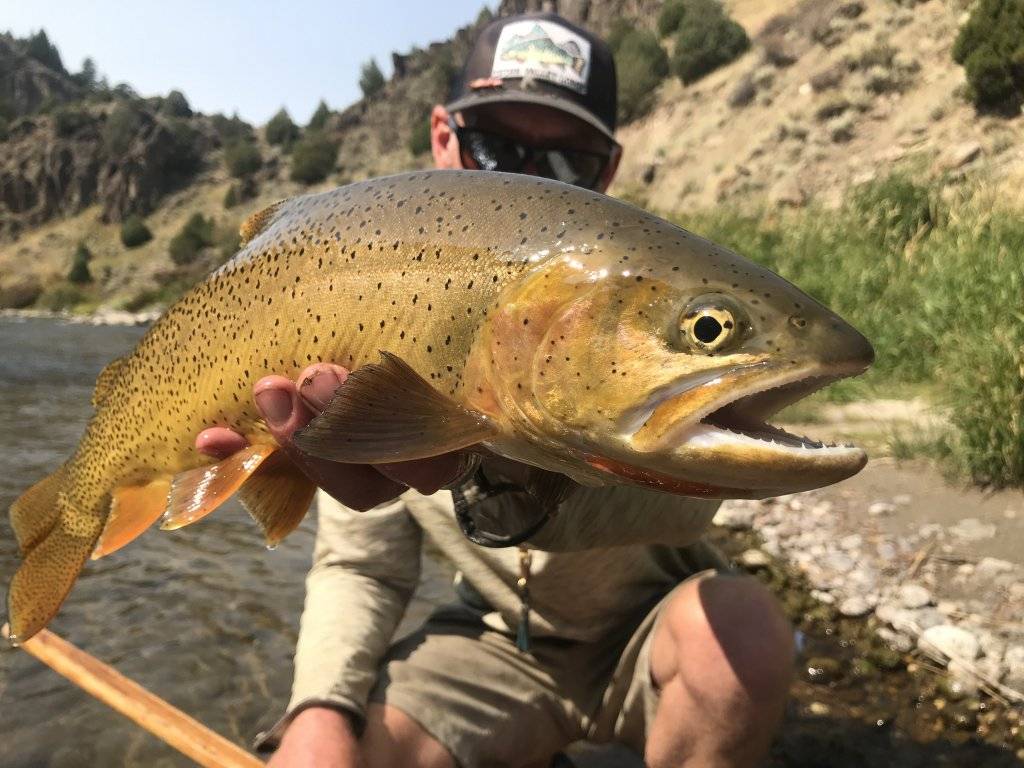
[[6, 0, 492, 125]]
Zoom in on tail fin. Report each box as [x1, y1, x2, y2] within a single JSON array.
[[6, 467, 104, 643]]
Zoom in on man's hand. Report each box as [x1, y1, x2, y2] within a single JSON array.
[[268, 706, 362, 768], [196, 363, 476, 511]]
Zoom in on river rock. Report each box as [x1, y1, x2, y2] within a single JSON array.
[[877, 627, 914, 653], [946, 661, 981, 697], [868, 501, 895, 517], [919, 624, 981, 661], [1004, 646, 1024, 691], [739, 548, 770, 568], [949, 517, 996, 542], [713, 503, 756, 530], [975, 557, 1014, 579], [898, 583, 932, 609], [839, 596, 872, 617]]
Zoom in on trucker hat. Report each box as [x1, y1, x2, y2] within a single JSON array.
[[445, 12, 618, 142]]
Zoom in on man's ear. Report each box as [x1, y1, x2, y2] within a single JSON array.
[[431, 105, 461, 169], [597, 144, 623, 194]]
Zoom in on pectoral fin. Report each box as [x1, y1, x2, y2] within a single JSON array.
[[161, 444, 276, 530], [92, 477, 172, 559], [236, 450, 316, 546], [293, 351, 496, 464]]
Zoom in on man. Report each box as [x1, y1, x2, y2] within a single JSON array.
[[199, 13, 793, 768]]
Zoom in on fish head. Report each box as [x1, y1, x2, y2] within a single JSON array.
[[473, 212, 874, 499]]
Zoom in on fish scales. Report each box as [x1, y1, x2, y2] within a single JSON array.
[[6, 170, 874, 641]]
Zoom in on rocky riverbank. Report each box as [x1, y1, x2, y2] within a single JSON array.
[[0, 307, 160, 326], [706, 458, 1024, 764]]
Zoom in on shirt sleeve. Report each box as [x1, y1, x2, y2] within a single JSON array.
[[255, 489, 422, 749]]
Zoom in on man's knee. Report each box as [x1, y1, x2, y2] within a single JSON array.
[[653, 573, 794, 706], [362, 703, 455, 768]]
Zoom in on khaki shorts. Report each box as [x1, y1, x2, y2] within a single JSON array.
[[367, 572, 715, 768]]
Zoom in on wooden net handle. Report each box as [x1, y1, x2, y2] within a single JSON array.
[[3, 624, 264, 768]]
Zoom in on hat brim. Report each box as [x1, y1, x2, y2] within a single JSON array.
[[445, 89, 618, 145]]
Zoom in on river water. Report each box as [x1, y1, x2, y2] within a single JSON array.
[[0, 317, 454, 767]]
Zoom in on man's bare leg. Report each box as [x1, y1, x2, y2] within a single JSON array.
[[362, 703, 455, 768], [645, 573, 794, 768]]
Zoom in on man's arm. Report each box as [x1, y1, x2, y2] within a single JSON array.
[[264, 489, 422, 764], [197, 364, 470, 764]]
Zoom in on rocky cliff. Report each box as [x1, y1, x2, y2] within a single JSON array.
[[0, 0, 1021, 313]]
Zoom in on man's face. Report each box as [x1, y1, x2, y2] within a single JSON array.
[[429, 101, 621, 193]]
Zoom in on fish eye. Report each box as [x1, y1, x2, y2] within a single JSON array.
[[678, 297, 741, 354]]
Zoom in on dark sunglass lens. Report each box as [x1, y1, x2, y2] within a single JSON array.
[[538, 150, 605, 189], [464, 131, 525, 173]]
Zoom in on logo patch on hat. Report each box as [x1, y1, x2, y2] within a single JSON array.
[[491, 20, 591, 95]]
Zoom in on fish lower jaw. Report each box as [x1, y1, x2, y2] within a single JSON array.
[[680, 420, 863, 459]]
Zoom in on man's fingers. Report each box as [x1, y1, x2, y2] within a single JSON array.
[[195, 427, 249, 460], [252, 373, 407, 511], [296, 364, 349, 413]]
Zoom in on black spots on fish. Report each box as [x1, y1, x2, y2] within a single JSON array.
[[358, 323, 364, 332], [426, 345, 433, 353], [445, 335, 451, 346], [522, 318, 530, 326]]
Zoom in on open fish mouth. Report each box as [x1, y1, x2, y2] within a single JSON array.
[[629, 362, 868, 462], [692, 374, 859, 455]]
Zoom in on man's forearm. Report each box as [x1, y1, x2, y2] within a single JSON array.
[[269, 707, 363, 768]]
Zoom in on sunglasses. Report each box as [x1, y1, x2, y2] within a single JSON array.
[[449, 116, 615, 191]]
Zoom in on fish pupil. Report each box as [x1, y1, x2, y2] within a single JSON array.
[[694, 316, 723, 344]]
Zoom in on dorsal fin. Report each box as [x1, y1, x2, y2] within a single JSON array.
[[92, 356, 128, 408], [239, 201, 284, 246]]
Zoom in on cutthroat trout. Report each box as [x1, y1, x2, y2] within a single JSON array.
[[6, 170, 873, 640]]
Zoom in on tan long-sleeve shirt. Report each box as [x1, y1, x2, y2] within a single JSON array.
[[267, 463, 723, 733]]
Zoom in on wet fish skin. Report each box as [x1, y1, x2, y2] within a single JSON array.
[[6, 170, 873, 641]]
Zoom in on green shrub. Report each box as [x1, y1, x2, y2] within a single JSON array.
[[290, 132, 337, 184], [217, 222, 241, 262], [161, 89, 192, 118], [407, 119, 432, 156], [223, 184, 239, 209], [359, 58, 386, 99], [169, 212, 214, 265], [953, 0, 1024, 113], [68, 242, 93, 284], [102, 103, 142, 155], [674, 176, 1024, 485], [53, 106, 92, 137], [658, 0, 688, 37], [670, 0, 750, 84], [265, 108, 299, 148], [223, 177, 257, 209], [224, 140, 262, 177], [39, 284, 86, 311], [75, 57, 98, 89], [211, 113, 254, 144], [26, 30, 64, 72], [307, 100, 332, 131], [120, 215, 153, 248], [606, 20, 632, 54], [614, 30, 670, 123]]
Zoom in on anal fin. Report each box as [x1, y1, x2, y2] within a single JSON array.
[[293, 351, 495, 464], [92, 477, 172, 559], [236, 450, 316, 546], [161, 445, 276, 531]]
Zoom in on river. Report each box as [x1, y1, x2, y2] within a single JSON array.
[[0, 317, 454, 767]]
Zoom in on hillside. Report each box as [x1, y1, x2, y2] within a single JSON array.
[[0, 0, 1020, 314]]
